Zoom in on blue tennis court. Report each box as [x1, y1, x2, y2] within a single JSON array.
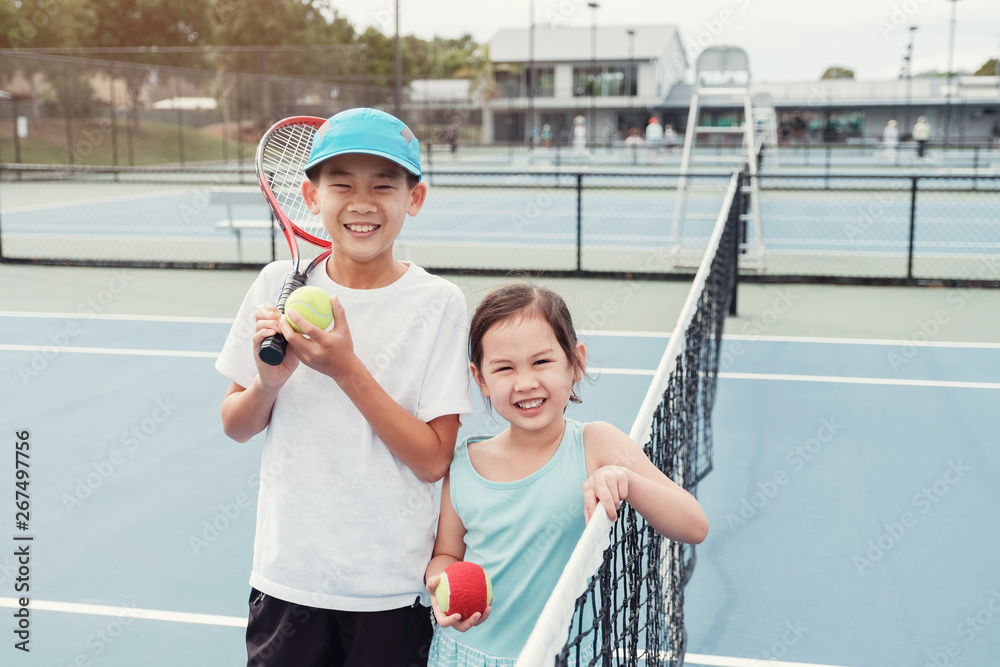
[[0, 273, 997, 666]]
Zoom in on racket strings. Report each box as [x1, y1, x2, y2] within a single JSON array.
[[261, 124, 329, 243]]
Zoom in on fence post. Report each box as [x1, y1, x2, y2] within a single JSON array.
[[906, 176, 918, 281], [174, 78, 185, 166], [236, 71, 244, 182], [576, 173, 583, 273], [426, 140, 433, 185], [11, 98, 22, 165], [0, 162, 4, 262], [110, 63, 120, 172], [824, 145, 832, 190], [64, 60, 75, 166], [972, 146, 979, 190]]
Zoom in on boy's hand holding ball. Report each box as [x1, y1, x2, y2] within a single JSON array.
[[284, 286, 334, 333], [280, 289, 357, 380]]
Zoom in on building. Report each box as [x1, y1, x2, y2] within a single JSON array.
[[407, 23, 1000, 147], [485, 24, 686, 145], [661, 74, 1000, 145]]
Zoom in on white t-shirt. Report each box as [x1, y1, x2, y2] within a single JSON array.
[[216, 260, 475, 611]]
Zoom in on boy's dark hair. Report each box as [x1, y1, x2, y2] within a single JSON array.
[[469, 283, 586, 404], [305, 161, 420, 189]]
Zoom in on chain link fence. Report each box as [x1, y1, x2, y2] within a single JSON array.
[[1, 50, 479, 168], [753, 174, 1000, 283], [1, 164, 997, 285], [0, 166, 732, 274]]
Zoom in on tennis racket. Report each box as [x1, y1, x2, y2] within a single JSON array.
[[255, 116, 333, 366]]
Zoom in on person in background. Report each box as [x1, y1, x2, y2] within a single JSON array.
[[645, 116, 664, 164], [625, 127, 644, 164], [882, 119, 899, 159], [912, 116, 931, 159]]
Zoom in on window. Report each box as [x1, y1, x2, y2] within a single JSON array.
[[572, 65, 636, 97], [495, 70, 521, 98], [536, 68, 554, 97]]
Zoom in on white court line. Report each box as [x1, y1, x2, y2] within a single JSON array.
[[583, 330, 1000, 350], [0, 310, 232, 324], [598, 368, 1000, 389], [0, 598, 854, 666], [579, 329, 670, 338], [723, 333, 1000, 350], [720, 372, 1000, 390], [685, 653, 853, 667], [0, 344, 217, 359], [1, 344, 995, 388], [591, 367, 656, 376], [0, 317, 995, 351], [0, 597, 245, 628], [0, 188, 219, 214]]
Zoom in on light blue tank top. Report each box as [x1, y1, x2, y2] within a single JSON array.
[[440, 419, 589, 659]]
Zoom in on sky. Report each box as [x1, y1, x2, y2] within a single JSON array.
[[333, 0, 999, 82]]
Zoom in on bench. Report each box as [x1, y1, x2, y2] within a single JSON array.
[[210, 189, 275, 262]]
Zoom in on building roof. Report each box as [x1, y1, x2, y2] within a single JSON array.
[[660, 76, 1000, 109], [489, 24, 679, 63]]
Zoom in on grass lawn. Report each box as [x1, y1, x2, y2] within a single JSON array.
[[0, 117, 255, 167]]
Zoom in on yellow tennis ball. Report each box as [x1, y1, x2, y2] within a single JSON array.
[[285, 286, 333, 333], [435, 561, 493, 619]]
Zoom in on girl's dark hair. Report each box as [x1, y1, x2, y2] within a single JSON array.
[[469, 283, 586, 403]]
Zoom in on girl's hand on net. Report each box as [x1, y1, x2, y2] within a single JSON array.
[[583, 465, 630, 523]]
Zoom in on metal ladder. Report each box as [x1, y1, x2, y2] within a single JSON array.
[[752, 92, 779, 168]]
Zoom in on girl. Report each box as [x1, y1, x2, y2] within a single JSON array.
[[424, 283, 709, 665]]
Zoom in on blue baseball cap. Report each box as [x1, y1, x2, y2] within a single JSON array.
[[305, 108, 421, 180]]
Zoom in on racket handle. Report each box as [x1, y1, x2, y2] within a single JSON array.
[[258, 271, 308, 366]]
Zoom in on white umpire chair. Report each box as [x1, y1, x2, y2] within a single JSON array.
[[671, 46, 765, 270]]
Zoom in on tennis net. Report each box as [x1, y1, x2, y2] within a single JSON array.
[[516, 169, 745, 667]]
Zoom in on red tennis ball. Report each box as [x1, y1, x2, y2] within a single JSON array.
[[435, 561, 493, 619]]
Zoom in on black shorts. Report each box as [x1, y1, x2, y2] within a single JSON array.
[[246, 588, 433, 667]]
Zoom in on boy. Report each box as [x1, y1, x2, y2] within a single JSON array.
[[215, 108, 474, 666]]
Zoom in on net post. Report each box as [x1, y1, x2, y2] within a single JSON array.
[[729, 169, 744, 316], [907, 176, 918, 281]]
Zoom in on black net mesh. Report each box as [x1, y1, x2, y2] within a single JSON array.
[[552, 171, 741, 667]]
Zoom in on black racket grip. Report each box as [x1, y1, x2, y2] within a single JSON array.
[[258, 271, 308, 366]]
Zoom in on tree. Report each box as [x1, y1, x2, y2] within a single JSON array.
[[453, 44, 518, 101], [426, 35, 480, 79], [87, 0, 214, 132], [0, 0, 22, 49], [974, 58, 999, 76], [211, 0, 358, 127], [1, 0, 98, 121], [355, 26, 398, 105], [821, 66, 854, 79]]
